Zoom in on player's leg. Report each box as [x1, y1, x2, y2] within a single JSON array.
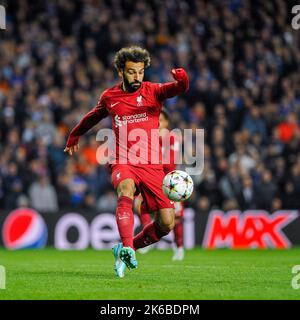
[[172, 202, 184, 261], [115, 178, 139, 269], [112, 178, 136, 276], [173, 216, 184, 248], [172, 216, 184, 261], [135, 194, 152, 227], [138, 200, 155, 254], [133, 207, 175, 250], [116, 178, 136, 248], [156, 207, 175, 232], [140, 201, 153, 227], [111, 165, 140, 275]]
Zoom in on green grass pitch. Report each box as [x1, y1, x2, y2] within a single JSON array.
[[0, 248, 300, 300]]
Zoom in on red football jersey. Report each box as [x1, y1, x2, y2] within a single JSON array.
[[67, 79, 189, 166], [99, 82, 164, 166]]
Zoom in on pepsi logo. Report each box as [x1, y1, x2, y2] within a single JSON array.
[[2, 208, 48, 249]]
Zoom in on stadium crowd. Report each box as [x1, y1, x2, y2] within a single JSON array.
[[0, 0, 299, 214]]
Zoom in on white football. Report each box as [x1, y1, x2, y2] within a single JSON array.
[[162, 170, 194, 202]]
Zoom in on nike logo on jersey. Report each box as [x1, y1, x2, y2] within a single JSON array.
[[110, 102, 120, 108], [118, 212, 130, 220]]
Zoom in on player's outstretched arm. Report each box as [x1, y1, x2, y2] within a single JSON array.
[[155, 68, 189, 101], [64, 103, 108, 156]]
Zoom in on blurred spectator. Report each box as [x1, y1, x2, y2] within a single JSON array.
[[48, 133, 66, 179], [242, 107, 267, 141], [271, 197, 283, 212], [196, 196, 211, 214], [196, 165, 222, 207], [254, 170, 278, 211], [282, 181, 300, 209], [97, 190, 118, 212], [16, 194, 30, 208], [219, 165, 242, 200], [277, 113, 299, 144], [237, 175, 255, 210], [83, 192, 97, 210], [68, 175, 88, 208], [222, 198, 240, 211], [56, 174, 71, 209], [2, 162, 23, 210], [28, 176, 59, 213], [229, 145, 256, 173], [36, 112, 57, 145]]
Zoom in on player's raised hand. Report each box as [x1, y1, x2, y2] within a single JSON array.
[[171, 68, 188, 82], [64, 144, 79, 156], [171, 68, 189, 92]]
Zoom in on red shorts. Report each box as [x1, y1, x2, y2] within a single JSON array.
[[111, 164, 174, 212]]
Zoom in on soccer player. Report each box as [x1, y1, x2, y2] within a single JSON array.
[[64, 46, 189, 277], [137, 109, 185, 260]]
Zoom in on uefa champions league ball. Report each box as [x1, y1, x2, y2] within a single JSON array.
[[162, 170, 194, 202]]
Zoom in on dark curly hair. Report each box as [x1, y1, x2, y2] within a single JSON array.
[[114, 46, 151, 71]]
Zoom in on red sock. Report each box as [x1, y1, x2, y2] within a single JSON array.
[[140, 202, 152, 227], [133, 221, 169, 250], [116, 196, 134, 249], [174, 220, 184, 247]]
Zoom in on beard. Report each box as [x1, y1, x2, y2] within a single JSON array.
[[123, 74, 142, 92]]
